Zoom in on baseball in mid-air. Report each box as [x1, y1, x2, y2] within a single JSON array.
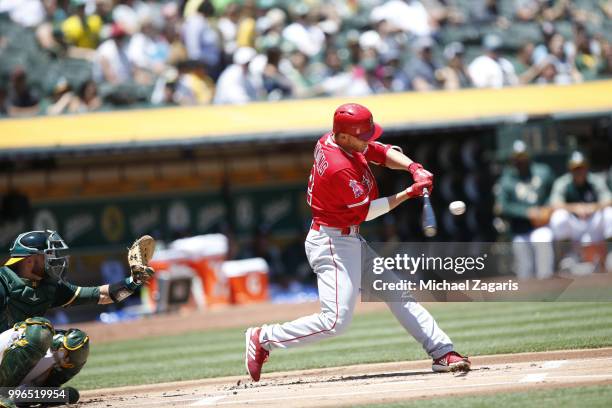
[[449, 201, 466, 215]]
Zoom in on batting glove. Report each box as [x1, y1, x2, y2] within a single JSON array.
[[407, 162, 433, 191], [406, 181, 430, 198]]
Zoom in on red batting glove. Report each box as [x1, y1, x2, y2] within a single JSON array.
[[407, 162, 433, 191], [406, 181, 430, 198]]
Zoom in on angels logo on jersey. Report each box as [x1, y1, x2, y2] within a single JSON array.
[[349, 179, 366, 198]]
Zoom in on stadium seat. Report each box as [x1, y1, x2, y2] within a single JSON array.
[[439, 25, 481, 46], [60, 58, 94, 90], [506, 22, 542, 49]]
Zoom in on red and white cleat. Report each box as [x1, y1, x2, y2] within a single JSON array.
[[432, 351, 471, 372], [245, 327, 269, 382]]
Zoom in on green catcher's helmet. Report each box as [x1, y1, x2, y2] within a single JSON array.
[[6, 230, 69, 278]]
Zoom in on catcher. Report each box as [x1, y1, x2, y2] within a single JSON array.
[[0, 230, 155, 406]]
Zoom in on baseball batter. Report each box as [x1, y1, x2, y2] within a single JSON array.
[[0, 230, 155, 407], [245, 103, 470, 382]]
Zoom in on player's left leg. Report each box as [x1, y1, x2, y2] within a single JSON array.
[[387, 297, 470, 372], [362, 241, 470, 372], [386, 300, 453, 357], [529, 226, 554, 279], [512, 233, 535, 279]]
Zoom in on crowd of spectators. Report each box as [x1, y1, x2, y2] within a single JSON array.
[[1, 0, 612, 117]]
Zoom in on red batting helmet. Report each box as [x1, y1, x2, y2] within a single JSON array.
[[333, 103, 383, 141]]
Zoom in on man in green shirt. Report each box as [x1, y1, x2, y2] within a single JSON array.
[[495, 141, 555, 279], [549, 151, 612, 243], [0, 230, 154, 405]]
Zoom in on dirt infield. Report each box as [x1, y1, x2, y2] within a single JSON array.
[[78, 348, 612, 407]]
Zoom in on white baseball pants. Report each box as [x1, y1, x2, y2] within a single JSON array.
[[550, 207, 612, 243], [512, 227, 554, 280], [259, 226, 454, 359]]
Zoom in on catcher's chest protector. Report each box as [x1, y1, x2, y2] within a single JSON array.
[[0, 267, 58, 331]]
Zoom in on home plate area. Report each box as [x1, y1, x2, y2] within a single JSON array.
[[79, 348, 612, 407]]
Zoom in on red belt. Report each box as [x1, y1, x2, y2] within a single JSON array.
[[311, 222, 359, 236]]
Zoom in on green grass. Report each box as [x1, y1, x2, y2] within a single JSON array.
[[70, 302, 612, 390], [355, 385, 612, 408]]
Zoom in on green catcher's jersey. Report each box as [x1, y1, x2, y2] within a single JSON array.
[[0, 266, 100, 331]]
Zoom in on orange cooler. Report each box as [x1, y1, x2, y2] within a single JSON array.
[[223, 258, 269, 304], [170, 234, 230, 308]]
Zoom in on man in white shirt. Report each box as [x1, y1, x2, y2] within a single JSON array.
[[94, 24, 134, 85], [182, 0, 222, 79], [468, 34, 519, 88], [319, 68, 373, 97], [213, 47, 262, 105], [370, 0, 435, 38], [282, 3, 325, 57], [217, 3, 241, 56], [0, 0, 45, 27]]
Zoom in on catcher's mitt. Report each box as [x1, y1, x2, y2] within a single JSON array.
[[128, 235, 156, 285]]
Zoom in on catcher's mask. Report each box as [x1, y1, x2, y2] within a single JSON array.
[[7, 230, 70, 279]]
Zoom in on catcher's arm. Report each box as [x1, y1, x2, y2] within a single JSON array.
[[98, 235, 156, 304]]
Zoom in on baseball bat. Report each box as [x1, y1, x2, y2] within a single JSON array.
[[421, 188, 437, 237]]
